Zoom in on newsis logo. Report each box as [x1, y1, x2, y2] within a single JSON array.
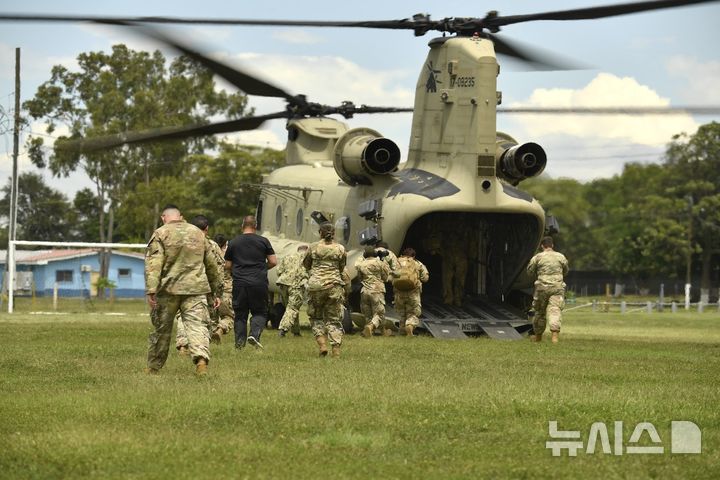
[[546, 420, 701, 457]]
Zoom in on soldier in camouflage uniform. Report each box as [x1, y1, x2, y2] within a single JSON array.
[[303, 223, 347, 357], [357, 246, 392, 337], [277, 244, 309, 337], [527, 236, 569, 343], [145, 205, 222, 376], [214, 234, 235, 337], [175, 216, 230, 352], [393, 247, 430, 336]]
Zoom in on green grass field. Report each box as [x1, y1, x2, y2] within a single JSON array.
[[1, 300, 718, 479]]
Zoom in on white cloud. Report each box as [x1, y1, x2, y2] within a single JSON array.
[[271, 30, 324, 45], [508, 72, 698, 146], [666, 56, 720, 103]]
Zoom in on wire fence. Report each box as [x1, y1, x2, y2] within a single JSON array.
[[566, 299, 720, 314]]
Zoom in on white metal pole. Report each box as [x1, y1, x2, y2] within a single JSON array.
[[8, 240, 15, 313]]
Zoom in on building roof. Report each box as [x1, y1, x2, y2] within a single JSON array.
[[0, 249, 145, 265]]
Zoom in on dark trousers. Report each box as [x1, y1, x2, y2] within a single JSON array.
[[232, 284, 268, 346]]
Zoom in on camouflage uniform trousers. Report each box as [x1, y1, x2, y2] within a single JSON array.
[[279, 285, 304, 334], [175, 293, 233, 347], [394, 289, 422, 328], [217, 288, 235, 333], [307, 285, 344, 346], [442, 252, 467, 306], [532, 286, 565, 335], [149, 293, 211, 369], [361, 291, 389, 330]]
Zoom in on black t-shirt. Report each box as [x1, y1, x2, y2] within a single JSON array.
[[224, 233, 275, 287]]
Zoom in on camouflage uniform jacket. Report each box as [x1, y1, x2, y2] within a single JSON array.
[[145, 220, 222, 297], [276, 251, 308, 287], [208, 238, 226, 296], [526, 250, 569, 290], [303, 240, 347, 292], [355, 256, 390, 294]]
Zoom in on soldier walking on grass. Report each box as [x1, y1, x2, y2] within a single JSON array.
[[357, 246, 392, 337], [175, 215, 231, 353], [145, 205, 222, 376], [393, 247, 429, 336], [303, 222, 347, 357], [527, 236, 569, 344], [277, 244, 309, 337]]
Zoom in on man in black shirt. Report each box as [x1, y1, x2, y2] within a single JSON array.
[[225, 215, 277, 349]]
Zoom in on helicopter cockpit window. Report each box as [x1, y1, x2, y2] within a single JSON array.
[[275, 205, 283, 232], [296, 208, 304, 235], [335, 216, 350, 244]]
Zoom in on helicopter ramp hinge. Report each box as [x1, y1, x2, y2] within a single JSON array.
[[422, 319, 524, 340], [422, 320, 468, 339]]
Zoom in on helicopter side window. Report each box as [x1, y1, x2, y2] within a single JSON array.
[[275, 205, 283, 232], [296, 208, 304, 236]]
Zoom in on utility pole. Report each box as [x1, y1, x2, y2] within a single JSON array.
[[10, 48, 20, 245], [685, 194, 693, 310]]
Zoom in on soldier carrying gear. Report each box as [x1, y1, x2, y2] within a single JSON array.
[[357, 246, 392, 338], [393, 247, 429, 336], [527, 236, 569, 344]]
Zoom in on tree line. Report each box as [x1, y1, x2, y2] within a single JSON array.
[[1, 45, 718, 298]]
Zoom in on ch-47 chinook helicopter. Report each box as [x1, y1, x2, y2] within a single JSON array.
[[5, 0, 719, 338]]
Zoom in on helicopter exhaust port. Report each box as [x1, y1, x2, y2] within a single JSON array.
[[495, 133, 547, 185], [333, 127, 401, 186]]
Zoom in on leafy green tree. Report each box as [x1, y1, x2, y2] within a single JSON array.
[[0, 172, 73, 242], [188, 143, 285, 236], [71, 188, 103, 241], [664, 121, 720, 300], [523, 176, 599, 270], [23, 44, 250, 287]]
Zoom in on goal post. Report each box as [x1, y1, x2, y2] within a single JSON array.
[[7, 240, 147, 313]]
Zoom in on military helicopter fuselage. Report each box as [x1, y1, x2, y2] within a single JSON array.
[[261, 35, 547, 319]]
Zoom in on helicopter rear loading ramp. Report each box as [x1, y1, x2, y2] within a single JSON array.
[[391, 296, 532, 340]]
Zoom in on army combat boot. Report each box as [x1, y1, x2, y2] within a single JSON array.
[[210, 328, 222, 344], [532, 333, 543, 342], [363, 323, 375, 338], [382, 328, 393, 337], [405, 325, 415, 337], [331, 345, 341, 358], [316, 335, 329, 357], [551, 332, 559, 344], [195, 358, 208, 376], [178, 345, 190, 356], [144, 367, 159, 375]]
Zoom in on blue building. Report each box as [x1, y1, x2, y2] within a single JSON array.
[[0, 249, 146, 298]]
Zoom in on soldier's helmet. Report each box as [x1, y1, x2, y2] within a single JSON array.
[[319, 222, 335, 240], [363, 246, 376, 258]]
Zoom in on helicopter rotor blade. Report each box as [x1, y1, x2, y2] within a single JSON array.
[[485, 0, 717, 29], [56, 112, 288, 152], [97, 20, 297, 102], [497, 106, 720, 115], [488, 34, 584, 71]]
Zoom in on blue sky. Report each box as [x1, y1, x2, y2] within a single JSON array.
[[1, 0, 719, 198]]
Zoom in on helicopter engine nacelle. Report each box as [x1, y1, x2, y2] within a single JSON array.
[[495, 133, 547, 185], [333, 127, 400, 186]]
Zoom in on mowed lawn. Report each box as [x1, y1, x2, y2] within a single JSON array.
[[0, 301, 718, 479]]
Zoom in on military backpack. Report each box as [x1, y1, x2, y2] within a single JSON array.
[[392, 257, 420, 291]]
